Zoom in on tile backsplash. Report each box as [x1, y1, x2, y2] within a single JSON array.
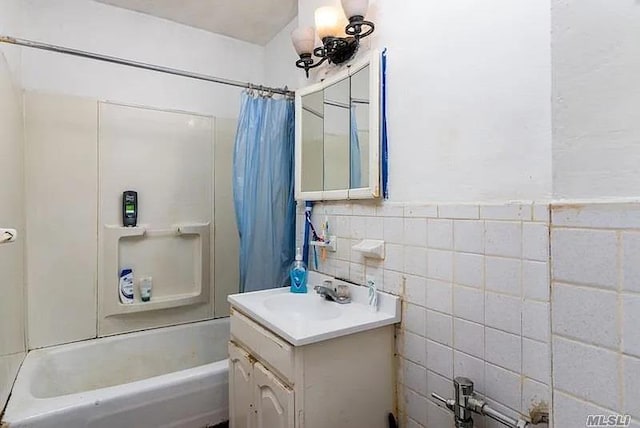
[[551, 204, 640, 427], [297, 201, 552, 427]]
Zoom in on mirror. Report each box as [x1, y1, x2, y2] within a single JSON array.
[[295, 51, 380, 200]]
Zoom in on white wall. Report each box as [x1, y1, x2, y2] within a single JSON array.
[[264, 17, 300, 90], [552, 0, 640, 201], [0, 35, 25, 411], [15, 0, 265, 118], [289, 0, 553, 203]]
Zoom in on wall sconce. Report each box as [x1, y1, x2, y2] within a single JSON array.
[[291, 0, 374, 77]]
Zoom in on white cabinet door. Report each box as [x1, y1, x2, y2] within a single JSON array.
[[229, 342, 255, 428], [253, 362, 295, 428]]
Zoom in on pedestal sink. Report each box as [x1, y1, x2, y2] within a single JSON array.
[[263, 293, 341, 321]]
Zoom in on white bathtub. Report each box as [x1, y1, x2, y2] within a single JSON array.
[[2, 318, 230, 428]]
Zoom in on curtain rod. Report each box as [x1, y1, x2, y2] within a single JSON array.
[[0, 35, 295, 97]]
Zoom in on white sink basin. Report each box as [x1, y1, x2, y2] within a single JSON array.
[[228, 271, 401, 346], [263, 293, 341, 321]]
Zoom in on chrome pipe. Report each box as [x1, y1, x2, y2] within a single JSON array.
[[0, 35, 294, 97]]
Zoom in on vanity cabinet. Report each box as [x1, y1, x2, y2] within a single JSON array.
[[228, 308, 395, 428]]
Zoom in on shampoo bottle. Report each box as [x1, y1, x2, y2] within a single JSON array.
[[290, 247, 308, 293], [119, 268, 135, 304]]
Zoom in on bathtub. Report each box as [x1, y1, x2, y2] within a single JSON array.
[[2, 318, 230, 428]]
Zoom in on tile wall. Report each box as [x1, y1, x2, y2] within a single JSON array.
[[551, 203, 640, 428], [298, 201, 552, 427]]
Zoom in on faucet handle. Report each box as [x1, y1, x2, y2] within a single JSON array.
[[431, 393, 455, 412]]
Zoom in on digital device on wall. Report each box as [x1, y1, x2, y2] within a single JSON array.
[[122, 190, 138, 227]]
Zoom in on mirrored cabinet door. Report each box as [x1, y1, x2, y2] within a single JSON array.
[[323, 77, 350, 191], [295, 50, 380, 201]]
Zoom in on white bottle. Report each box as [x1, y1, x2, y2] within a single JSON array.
[[119, 268, 135, 304], [366, 275, 378, 312], [139, 276, 153, 302]]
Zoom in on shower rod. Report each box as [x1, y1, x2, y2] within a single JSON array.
[[0, 35, 295, 97]]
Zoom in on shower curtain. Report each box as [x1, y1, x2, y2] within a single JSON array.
[[233, 92, 296, 293]]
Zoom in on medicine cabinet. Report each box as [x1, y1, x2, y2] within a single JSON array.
[[295, 50, 381, 201]]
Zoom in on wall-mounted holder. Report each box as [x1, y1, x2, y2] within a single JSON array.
[[352, 239, 385, 260], [100, 223, 210, 317], [310, 235, 337, 252], [0, 228, 17, 244]]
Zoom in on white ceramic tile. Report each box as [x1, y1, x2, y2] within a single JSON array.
[[334, 259, 350, 280], [383, 269, 403, 296], [383, 217, 404, 244], [332, 203, 353, 216], [426, 400, 453, 428], [522, 378, 550, 416], [623, 355, 640, 419], [484, 363, 521, 412], [523, 260, 550, 301], [453, 351, 485, 394], [364, 260, 384, 288], [553, 391, 616, 428], [426, 310, 453, 347], [403, 331, 427, 366], [366, 216, 384, 240], [522, 300, 550, 342], [453, 285, 484, 324], [405, 303, 427, 337], [453, 252, 484, 289], [335, 237, 351, 261], [551, 228, 618, 289], [426, 340, 453, 378], [439, 204, 480, 220], [349, 262, 365, 285], [404, 204, 438, 218], [552, 283, 618, 349], [428, 219, 453, 250], [404, 387, 428, 426], [454, 318, 484, 359], [427, 249, 453, 281], [623, 293, 640, 358], [426, 279, 453, 314], [623, 232, 640, 293], [480, 204, 532, 221], [405, 274, 426, 306], [376, 203, 404, 217], [485, 292, 521, 335], [485, 327, 521, 373], [404, 246, 428, 278], [522, 338, 551, 384], [485, 256, 521, 296], [454, 220, 485, 254], [384, 243, 405, 272], [403, 358, 428, 397], [523, 223, 549, 262], [533, 204, 550, 223], [553, 337, 620, 409], [426, 368, 452, 399], [335, 215, 351, 238], [404, 218, 428, 247], [552, 203, 640, 229], [485, 221, 522, 258], [350, 215, 367, 239], [351, 203, 376, 216]]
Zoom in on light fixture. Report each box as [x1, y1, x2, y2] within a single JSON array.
[[292, 0, 375, 78]]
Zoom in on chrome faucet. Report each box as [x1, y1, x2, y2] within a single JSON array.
[[432, 377, 548, 428], [313, 282, 351, 304]]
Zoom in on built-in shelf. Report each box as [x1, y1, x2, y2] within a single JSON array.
[[100, 223, 210, 317], [352, 239, 385, 260]]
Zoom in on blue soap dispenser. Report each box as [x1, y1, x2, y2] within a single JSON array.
[[290, 247, 308, 293]]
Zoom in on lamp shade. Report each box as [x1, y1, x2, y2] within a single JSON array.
[[314, 6, 343, 40], [341, 0, 368, 19], [291, 27, 316, 55]]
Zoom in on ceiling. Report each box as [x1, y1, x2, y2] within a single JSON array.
[[94, 0, 297, 45]]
